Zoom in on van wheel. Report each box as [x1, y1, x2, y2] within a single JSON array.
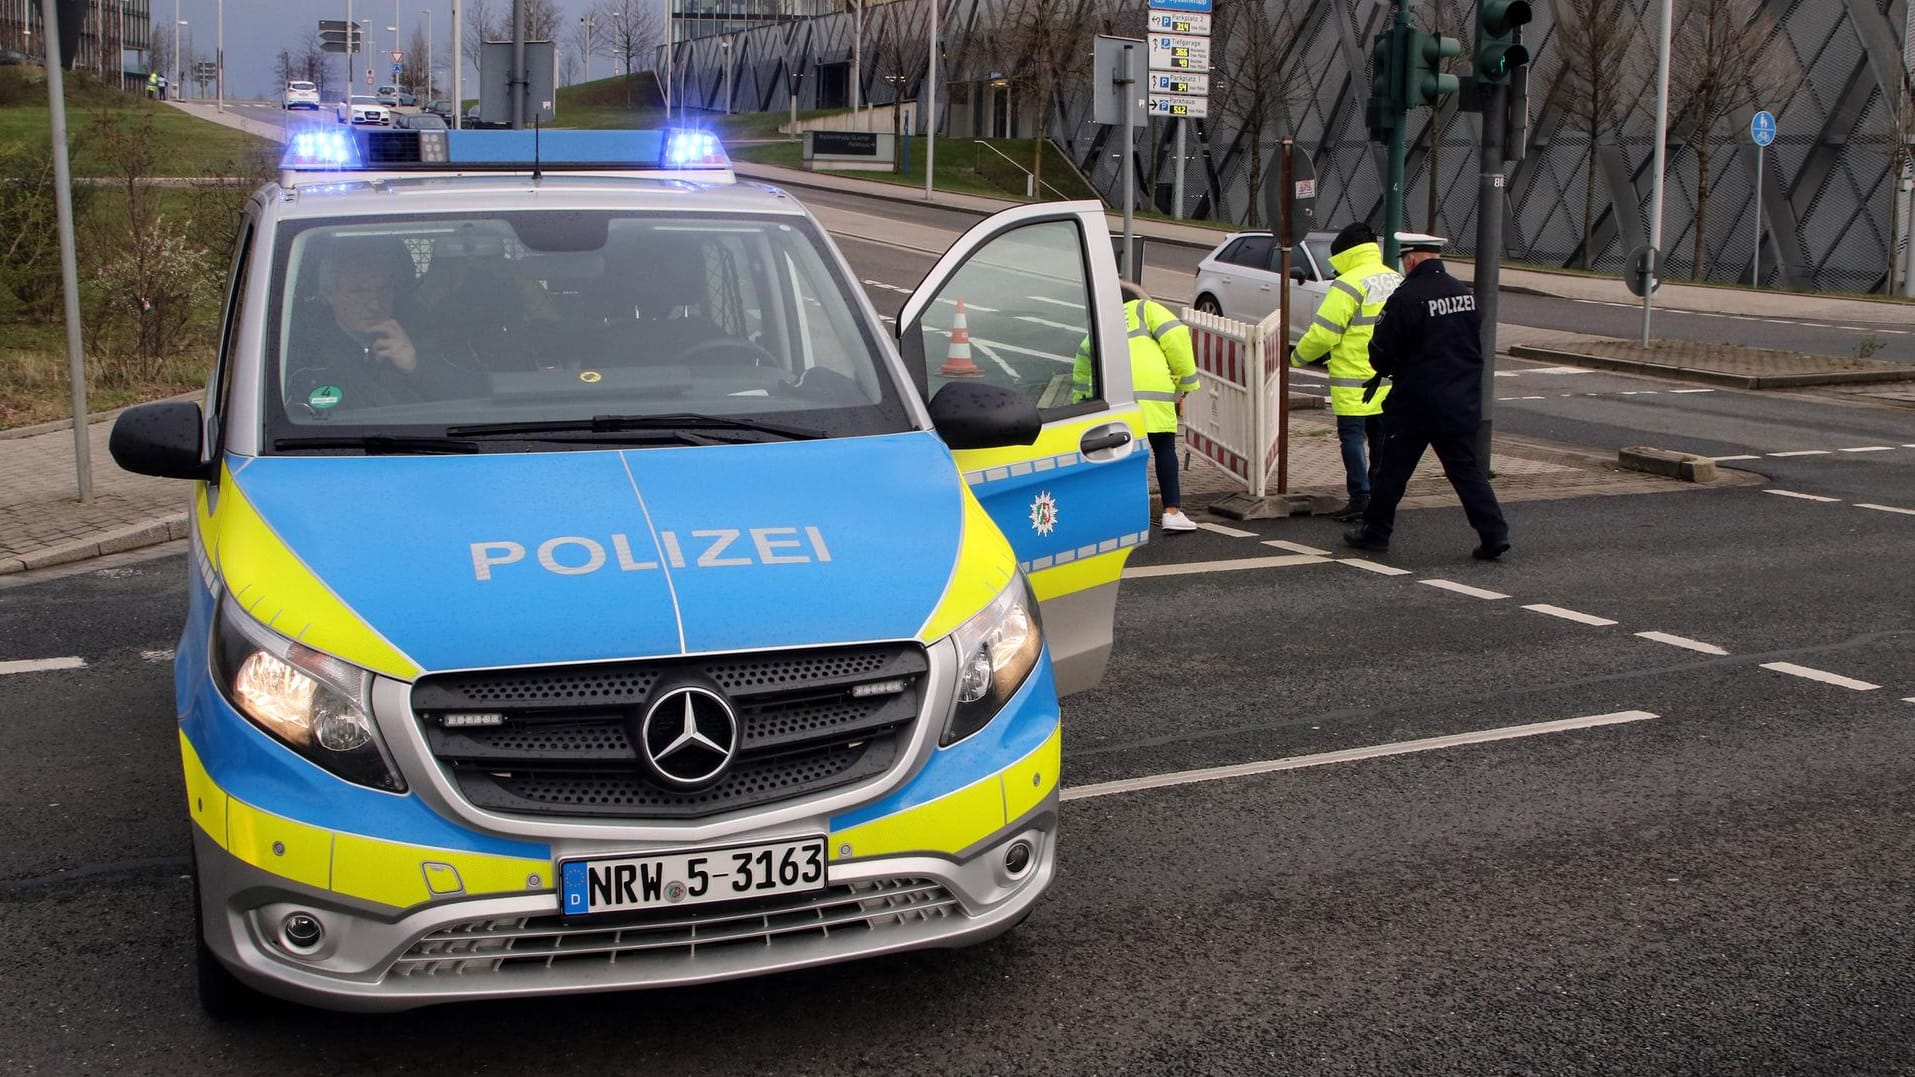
[[1193, 295, 1222, 316], [193, 867, 272, 1019]]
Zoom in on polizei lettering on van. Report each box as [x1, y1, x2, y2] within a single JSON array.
[[1427, 294, 1478, 317], [470, 528, 833, 580]]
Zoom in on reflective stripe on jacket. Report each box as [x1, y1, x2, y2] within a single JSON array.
[[1292, 241, 1400, 416], [1072, 299, 1197, 434]]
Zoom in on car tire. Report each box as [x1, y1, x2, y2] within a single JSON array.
[[1193, 294, 1223, 317]]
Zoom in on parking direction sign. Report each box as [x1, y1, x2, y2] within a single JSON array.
[[1148, 34, 1210, 71], [1147, 10, 1211, 34], [1147, 0, 1211, 10], [1150, 72, 1209, 96], [1751, 110, 1776, 146], [1148, 93, 1209, 118]]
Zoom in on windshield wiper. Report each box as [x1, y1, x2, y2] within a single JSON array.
[[446, 413, 826, 441], [274, 434, 482, 455]]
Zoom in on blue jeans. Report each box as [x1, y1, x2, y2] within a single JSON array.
[[1336, 414, 1383, 501]]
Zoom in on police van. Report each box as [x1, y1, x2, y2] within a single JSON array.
[[109, 125, 1150, 1013]]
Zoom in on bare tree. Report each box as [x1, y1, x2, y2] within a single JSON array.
[[462, 0, 499, 73], [873, 8, 930, 173], [1212, 0, 1309, 227], [568, 14, 602, 84], [1666, 0, 1790, 279], [597, 0, 661, 85], [1546, 0, 1643, 268], [402, 26, 431, 95], [996, 0, 1097, 190]]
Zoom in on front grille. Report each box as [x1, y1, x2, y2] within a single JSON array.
[[411, 644, 927, 820], [390, 877, 957, 977]]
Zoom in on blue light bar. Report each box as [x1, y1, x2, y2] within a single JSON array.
[[279, 127, 731, 177]]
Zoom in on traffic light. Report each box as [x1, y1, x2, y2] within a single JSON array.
[[1365, 28, 1402, 143], [1406, 29, 1461, 107], [1474, 0, 1533, 84]]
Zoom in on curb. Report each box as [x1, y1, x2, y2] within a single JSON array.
[[0, 513, 190, 576], [1618, 446, 1718, 483], [1507, 345, 1915, 389], [1, 391, 202, 440]]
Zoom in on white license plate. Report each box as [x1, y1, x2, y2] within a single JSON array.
[[559, 837, 827, 916]]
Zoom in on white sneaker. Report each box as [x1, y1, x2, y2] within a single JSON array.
[[1160, 509, 1198, 532]]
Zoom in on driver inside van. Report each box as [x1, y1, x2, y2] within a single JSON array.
[[284, 236, 459, 411]]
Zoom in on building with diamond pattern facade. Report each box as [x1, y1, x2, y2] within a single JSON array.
[[667, 0, 1910, 292]]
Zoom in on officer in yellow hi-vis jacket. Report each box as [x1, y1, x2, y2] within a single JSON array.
[[1074, 281, 1200, 532], [1293, 222, 1402, 522]]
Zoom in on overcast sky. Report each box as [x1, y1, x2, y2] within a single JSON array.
[[163, 0, 665, 99]]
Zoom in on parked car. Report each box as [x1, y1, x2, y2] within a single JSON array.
[[397, 90, 418, 107], [374, 84, 402, 107], [282, 80, 320, 109], [424, 98, 453, 120], [336, 95, 391, 126], [392, 111, 447, 130], [0, 48, 29, 66], [1191, 230, 1337, 345]]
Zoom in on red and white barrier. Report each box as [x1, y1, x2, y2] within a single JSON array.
[[1181, 307, 1288, 498]]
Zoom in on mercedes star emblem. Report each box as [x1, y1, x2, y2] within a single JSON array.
[[637, 685, 739, 789]]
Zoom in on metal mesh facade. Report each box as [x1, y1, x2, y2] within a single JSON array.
[[669, 0, 1908, 291]]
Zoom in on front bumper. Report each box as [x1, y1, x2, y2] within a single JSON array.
[[183, 634, 1064, 1012]]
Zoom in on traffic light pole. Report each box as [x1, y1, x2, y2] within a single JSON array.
[[1382, 4, 1411, 267], [1473, 77, 1505, 472]]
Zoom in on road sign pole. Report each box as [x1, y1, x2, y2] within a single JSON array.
[[40, 0, 90, 503], [1382, 4, 1410, 266], [1642, 0, 1671, 347], [1277, 136, 1293, 496], [1752, 148, 1763, 288], [1173, 122, 1185, 220]]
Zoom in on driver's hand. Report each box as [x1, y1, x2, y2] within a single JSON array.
[[367, 320, 418, 372]]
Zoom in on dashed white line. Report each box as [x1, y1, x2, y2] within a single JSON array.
[[1197, 522, 1258, 538], [1713, 455, 1761, 462], [1123, 554, 1328, 579], [969, 340, 1021, 378], [1634, 631, 1729, 656], [1522, 604, 1619, 627], [1497, 395, 1547, 401], [1263, 539, 1330, 555], [1337, 558, 1412, 576], [1060, 711, 1661, 801], [1029, 295, 1081, 309], [1668, 388, 1716, 394], [1840, 446, 1896, 453], [1759, 662, 1881, 691], [1016, 315, 1088, 332], [1765, 489, 1841, 502], [1856, 503, 1915, 516], [1768, 450, 1830, 457], [0, 657, 86, 675], [140, 649, 175, 663], [1420, 578, 1510, 600]]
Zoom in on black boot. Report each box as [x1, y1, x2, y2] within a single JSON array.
[[1329, 498, 1369, 523]]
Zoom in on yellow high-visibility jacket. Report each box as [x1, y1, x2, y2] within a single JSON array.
[[1293, 241, 1400, 416], [1072, 299, 1198, 435]]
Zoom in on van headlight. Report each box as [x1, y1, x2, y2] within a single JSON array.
[[943, 577, 1043, 745], [211, 595, 406, 792]]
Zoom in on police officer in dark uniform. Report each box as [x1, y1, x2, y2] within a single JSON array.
[[1342, 233, 1510, 560]]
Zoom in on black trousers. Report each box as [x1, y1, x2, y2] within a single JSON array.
[[1361, 420, 1508, 543]]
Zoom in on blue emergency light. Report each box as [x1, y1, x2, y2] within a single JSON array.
[[279, 126, 730, 177]]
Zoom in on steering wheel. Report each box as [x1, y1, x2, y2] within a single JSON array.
[[677, 336, 780, 368]]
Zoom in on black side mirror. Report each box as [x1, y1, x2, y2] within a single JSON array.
[[1289, 266, 1308, 284], [109, 400, 213, 481], [928, 382, 1040, 450]]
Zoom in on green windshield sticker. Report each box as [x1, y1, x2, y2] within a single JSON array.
[[308, 385, 343, 410]]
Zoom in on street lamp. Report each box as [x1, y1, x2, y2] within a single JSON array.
[[424, 7, 432, 104], [720, 35, 730, 115], [175, 18, 187, 100], [215, 0, 223, 112], [579, 14, 592, 84]]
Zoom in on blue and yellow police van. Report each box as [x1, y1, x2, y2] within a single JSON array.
[[108, 125, 1150, 1013]]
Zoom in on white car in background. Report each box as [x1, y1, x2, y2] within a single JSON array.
[[336, 95, 391, 126], [282, 80, 320, 110], [1191, 230, 1338, 346]]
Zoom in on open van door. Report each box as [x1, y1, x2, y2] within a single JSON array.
[[899, 202, 1148, 696]]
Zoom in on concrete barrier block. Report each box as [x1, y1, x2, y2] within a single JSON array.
[[1619, 446, 1717, 483]]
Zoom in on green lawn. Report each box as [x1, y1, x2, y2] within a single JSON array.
[[0, 96, 274, 177]]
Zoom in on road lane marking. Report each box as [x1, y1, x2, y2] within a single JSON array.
[[1520, 366, 1593, 375], [1015, 315, 1087, 332], [1264, 539, 1330, 555], [1857, 503, 1915, 516], [1061, 711, 1662, 801], [141, 649, 175, 663], [1123, 554, 1328, 578], [1337, 559, 1412, 576], [1713, 455, 1761, 461], [1523, 604, 1619, 626], [1197, 522, 1258, 538], [1759, 662, 1881, 691], [1765, 489, 1840, 502], [1668, 389, 1716, 394], [1634, 631, 1729, 655], [1839, 446, 1896, 453], [1029, 295, 1081, 309], [0, 657, 86, 675], [1420, 578, 1510, 600], [1768, 450, 1830, 457], [969, 340, 1021, 378]]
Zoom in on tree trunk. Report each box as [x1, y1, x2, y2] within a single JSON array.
[[1582, 116, 1599, 270], [1031, 76, 1046, 195], [1693, 140, 1712, 280], [1245, 133, 1263, 229]]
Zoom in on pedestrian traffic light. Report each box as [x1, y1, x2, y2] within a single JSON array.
[[1365, 28, 1402, 143], [1406, 29, 1461, 107], [1474, 0, 1533, 84]]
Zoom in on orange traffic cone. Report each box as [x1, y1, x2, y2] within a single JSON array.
[[938, 298, 984, 378]]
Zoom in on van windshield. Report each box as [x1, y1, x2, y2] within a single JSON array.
[[263, 211, 913, 450]]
